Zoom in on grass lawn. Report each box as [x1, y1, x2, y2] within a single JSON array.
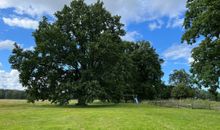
[[0, 100, 220, 130]]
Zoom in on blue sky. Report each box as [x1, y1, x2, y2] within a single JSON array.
[[0, 0, 195, 90]]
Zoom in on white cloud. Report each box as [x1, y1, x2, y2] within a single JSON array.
[[0, 62, 2, 68], [0, 0, 186, 26], [0, 0, 71, 17], [163, 44, 195, 64], [148, 20, 163, 31], [3, 17, 39, 29], [188, 57, 194, 64], [0, 69, 23, 90], [167, 17, 184, 28], [0, 39, 15, 50], [24, 46, 35, 51], [122, 31, 142, 41], [0, 39, 32, 51], [89, 0, 187, 25]]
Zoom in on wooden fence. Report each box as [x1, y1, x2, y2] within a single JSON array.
[[148, 100, 220, 110]]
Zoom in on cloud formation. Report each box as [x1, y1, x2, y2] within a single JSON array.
[[0, 39, 15, 50], [163, 44, 195, 64], [92, 0, 186, 25], [167, 17, 184, 28], [0, 0, 71, 17], [122, 31, 142, 41], [0, 69, 23, 90], [0, 0, 186, 27], [3, 17, 39, 29], [148, 20, 163, 31]]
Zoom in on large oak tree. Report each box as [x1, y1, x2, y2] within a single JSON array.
[[10, 0, 125, 105], [9, 0, 164, 105]]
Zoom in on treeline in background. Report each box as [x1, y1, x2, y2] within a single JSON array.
[[0, 88, 219, 101], [159, 86, 220, 101], [0, 89, 26, 99]]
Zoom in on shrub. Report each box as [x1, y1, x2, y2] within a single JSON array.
[[171, 84, 194, 99]]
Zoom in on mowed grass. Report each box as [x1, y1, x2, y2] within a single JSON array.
[[0, 100, 220, 130]]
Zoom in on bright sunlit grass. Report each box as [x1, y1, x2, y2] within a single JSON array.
[[0, 100, 220, 130]]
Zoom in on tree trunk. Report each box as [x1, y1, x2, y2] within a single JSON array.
[[77, 97, 87, 106]]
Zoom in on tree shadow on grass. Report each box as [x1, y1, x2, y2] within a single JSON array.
[[0, 100, 138, 109], [32, 103, 119, 109]]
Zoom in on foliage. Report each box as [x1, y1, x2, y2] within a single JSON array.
[[9, 0, 163, 105], [169, 69, 194, 99], [182, 0, 220, 44], [218, 93, 220, 101], [194, 88, 216, 100], [0, 89, 26, 99], [182, 0, 220, 98], [122, 41, 164, 101], [169, 69, 191, 87], [171, 83, 194, 99], [158, 84, 174, 99], [9, 0, 125, 105], [190, 39, 220, 98]]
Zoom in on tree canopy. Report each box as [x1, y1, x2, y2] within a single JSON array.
[[122, 41, 164, 100], [182, 0, 220, 98], [169, 69, 191, 87], [182, 0, 220, 44], [169, 69, 194, 99], [190, 39, 220, 98], [9, 0, 163, 105]]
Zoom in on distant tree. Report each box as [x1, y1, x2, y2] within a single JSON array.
[[194, 88, 216, 100], [169, 69, 191, 87], [158, 84, 174, 99], [0, 89, 26, 99], [0, 90, 4, 99], [171, 83, 194, 99], [182, 0, 220, 99], [169, 69, 194, 99]]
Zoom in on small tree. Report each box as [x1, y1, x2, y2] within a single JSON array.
[[169, 69, 194, 99], [169, 69, 191, 87], [171, 83, 194, 99], [171, 84, 188, 99]]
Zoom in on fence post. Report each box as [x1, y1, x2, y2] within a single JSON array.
[[177, 102, 179, 108]]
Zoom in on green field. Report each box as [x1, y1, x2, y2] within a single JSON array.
[[0, 100, 220, 130]]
